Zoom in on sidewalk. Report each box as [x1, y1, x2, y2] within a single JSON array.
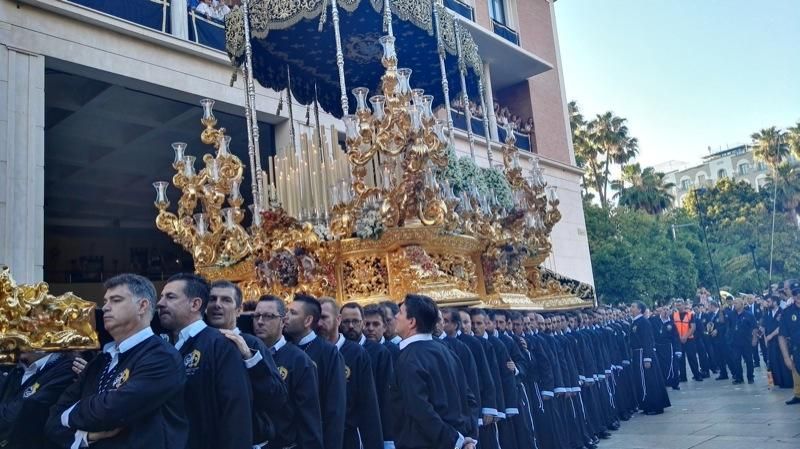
[[598, 367, 800, 449]]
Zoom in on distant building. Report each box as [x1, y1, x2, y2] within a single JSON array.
[[662, 145, 774, 207]]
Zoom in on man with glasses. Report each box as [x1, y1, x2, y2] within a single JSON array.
[[207, 281, 287, 448], [319, 299, 383, 449], [253, 295, 324, 449]]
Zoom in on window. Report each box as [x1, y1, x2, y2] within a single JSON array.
[[489, 0, 507, 25], [757, 161, 767, 172], [738, 163, 750, 175], [717, 169, 727, 179], [681, 178, 692, 190], [697, 174, 707, 185]]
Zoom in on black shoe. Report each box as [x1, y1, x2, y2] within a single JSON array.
[[584, 443, 597, 449], [598, 431, 611, 439], [701, 372, 710, 378], [680, 378, 688, 383], [672, 385, 681, 390], [644, 410, 664, 415], [591, 437, 600, 445], [732, 379, 743, 385], [747, 378, 755, 384], [693, 376, 704, 382], [786, 397, 800, 405], [716, 375, 729, 380]]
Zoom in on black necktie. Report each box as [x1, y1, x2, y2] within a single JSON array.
[[97, 353, 117, 393]]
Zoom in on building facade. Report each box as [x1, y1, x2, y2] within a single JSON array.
[[1, 0, 593, 295], [662, 145, 774, 207]]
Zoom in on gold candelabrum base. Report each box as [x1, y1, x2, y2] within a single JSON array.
[[0, 266, 99, 364]]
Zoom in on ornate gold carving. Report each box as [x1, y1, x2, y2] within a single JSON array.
[[0, 266, 99, 364]]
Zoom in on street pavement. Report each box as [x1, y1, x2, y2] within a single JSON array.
[[597, 366, 800, 449]]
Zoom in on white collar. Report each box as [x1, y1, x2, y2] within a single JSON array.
[[456, 330, 462, 337], [23, 353, 54, 375], [358, 334, 367, 346], [492, 330, 499, 337], [480, 332, 488, 339], [390, 335, 402, 344], [232, 327, 241, 335], [632, 314, 643, 322], [379, 336, 386, 344], [105, 326, 154, 355], [270, 336, 287, 353], [399, 333, 432, 350], [175, 320, 207, 350], [335, 334, 346, 350], [298, 330, 317, 346]]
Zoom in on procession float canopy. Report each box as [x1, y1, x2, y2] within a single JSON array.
[[151, 0, 595, 310]]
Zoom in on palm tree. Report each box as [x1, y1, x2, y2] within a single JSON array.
[[751, 126, 790, 283], [787, 121, 800, 160], [763, 163, 800, 228], [590, 112, 639, 208], [612, 163, 675, 214]]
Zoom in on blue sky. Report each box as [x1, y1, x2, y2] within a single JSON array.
[[554, 0, 800, 168]]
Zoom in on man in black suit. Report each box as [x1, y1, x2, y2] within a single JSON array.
[[46, 273, 188, 449], [1, 351, 74, 449], [253, 295, 323, 449], [157, 273, 253, 449], [390, 294, 476, 449], [207, 281, 287, 448]]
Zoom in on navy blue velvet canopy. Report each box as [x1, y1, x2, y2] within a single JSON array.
[[225, 0, 483, 119]]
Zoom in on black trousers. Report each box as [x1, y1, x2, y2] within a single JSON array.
[[696, 337, 712, 374], [712, 338, 730, 378], [679, 339, 702, 381], [730, 343, 754, 381], [753, 337, 767, 366], [702, 336, 717, 371]]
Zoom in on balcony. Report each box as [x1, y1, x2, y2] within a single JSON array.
[[491, 19, 519, 46], [444, 0, 475, 21]]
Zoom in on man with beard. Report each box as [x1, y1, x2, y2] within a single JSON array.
[[47, 273, 189, 449], [207, 281, 287, 448], [340, 302, 395, 449], [629, 301, 671, 415], [253, 296, 323, 449], [707, 301, 731, 380], [156, 273, 251, 449], [390, 295, 475, 449], [318, 299, 383, 449], [284, 294, 346, 449]]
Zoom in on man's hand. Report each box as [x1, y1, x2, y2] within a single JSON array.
[[482, 414, 495, 426], [463, 437, 477, 449], [219, 329, 253, 359], [506, 360, 517, 373], [87, 428, 122, 443], [644, 361, 651, 369], [72, 357, 87, 376]]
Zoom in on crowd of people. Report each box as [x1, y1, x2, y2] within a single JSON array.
[[191, 0, 237, 21], [451, 99, 536, 138], [1, 272, 798, 449], [648, 281, 800, 402]]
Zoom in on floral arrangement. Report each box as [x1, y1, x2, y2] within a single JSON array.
[[313, 223, 334, 242], [354, 202, 385, 240], [439, 147, 513, 210]]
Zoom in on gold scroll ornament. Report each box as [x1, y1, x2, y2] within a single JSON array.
[[0, 266, 99, 364]]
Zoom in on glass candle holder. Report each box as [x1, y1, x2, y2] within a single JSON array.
[[379, 35, 397, 62], [183, 156, 196, 178], [433, 121, 447, 144], [342, 115, 360, 141], [370, 95, 386, 121], [218, 135, 231, 157], [207, 159, 221, 182], [547, 186, 559, 203], [421, 95, 434, 120], [200, 99, 216, 124], [229, 179, 242, 202], [352, 87, 370, 114], [411, 89, 425, 107], [408, 106, 422, 132], [193, 213, 208, 236], [221, 207, 236, 230], [396, 68, 412, 96], [153, 181, 170, 208], [172, 142, 187, 168]]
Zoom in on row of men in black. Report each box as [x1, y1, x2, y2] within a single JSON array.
[[0, 271, 671, 449], [649, 281, 800, 405]]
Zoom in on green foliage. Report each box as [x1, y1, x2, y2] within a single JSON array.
[[585, 203, 698, 306], [439, 147, 514, 209]]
